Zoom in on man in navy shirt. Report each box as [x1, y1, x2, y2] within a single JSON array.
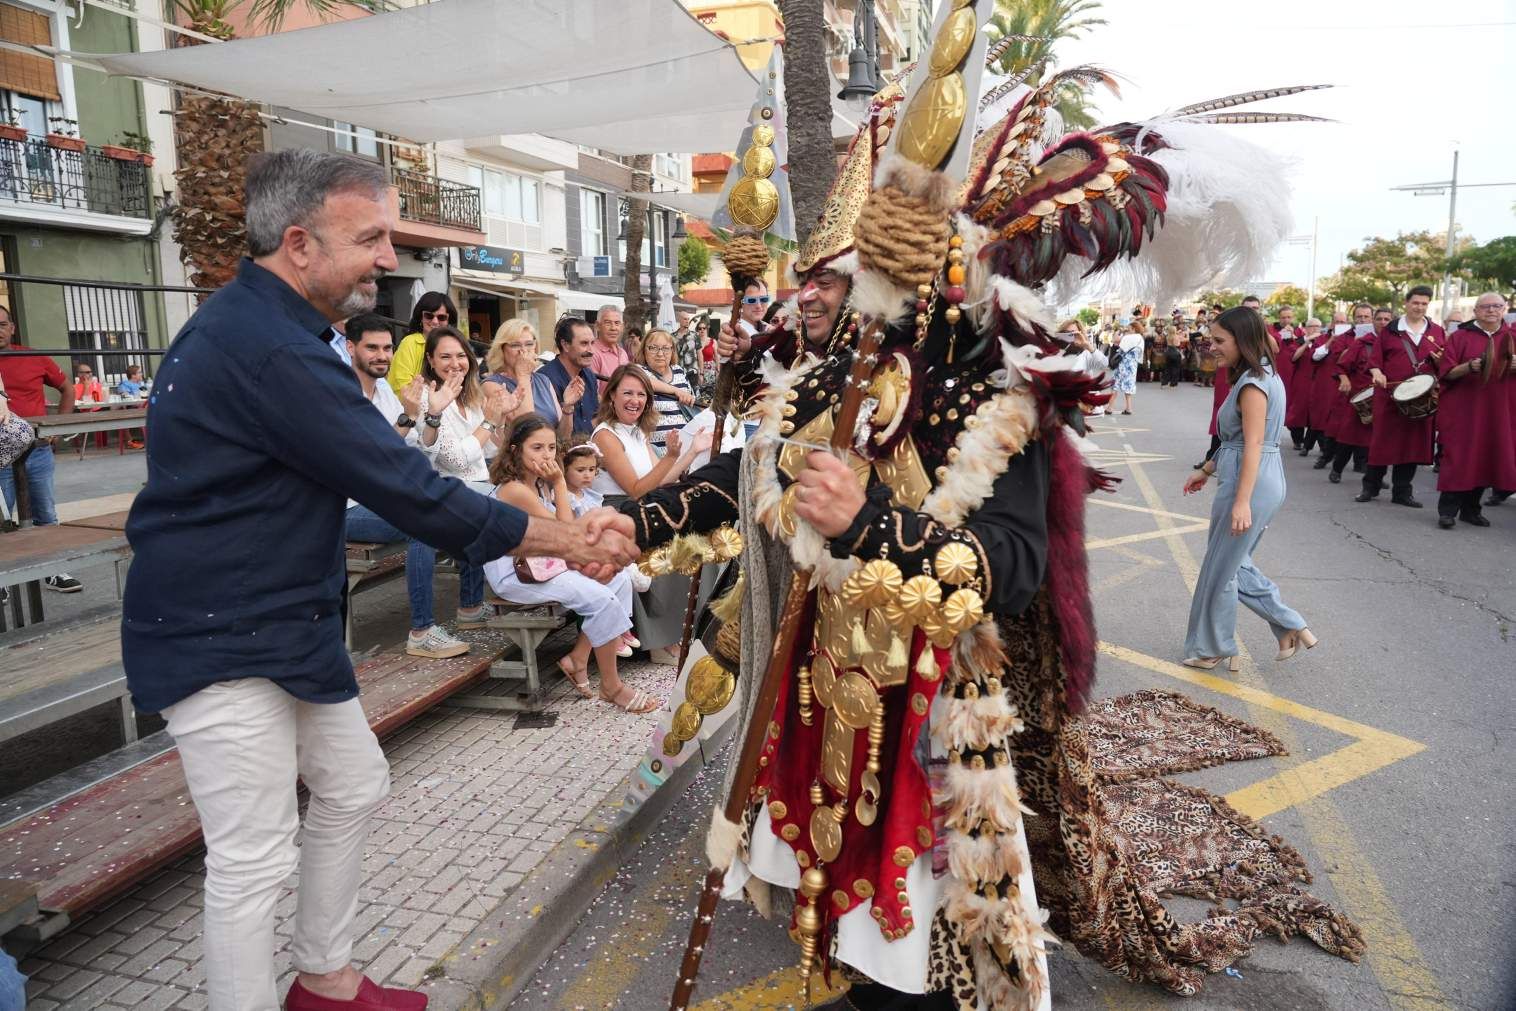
[[123, 150, 636, 1011], [530, 314, 598, 437]]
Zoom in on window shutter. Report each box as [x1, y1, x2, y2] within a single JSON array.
[[0, 3, 60, 102]]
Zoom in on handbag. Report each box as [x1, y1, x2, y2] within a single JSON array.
[[513, 554, 568, 583], [0, 411, 34, 470]]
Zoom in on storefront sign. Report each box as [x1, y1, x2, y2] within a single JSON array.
[[459, 244, 524, 274]]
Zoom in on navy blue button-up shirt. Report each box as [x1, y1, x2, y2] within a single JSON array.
[[122, 260, 529, 713], [530, 357, 599, 435]]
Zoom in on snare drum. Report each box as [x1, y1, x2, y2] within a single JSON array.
[[1392, 373, 1439, 420], [1350, 388, 1374, 425]]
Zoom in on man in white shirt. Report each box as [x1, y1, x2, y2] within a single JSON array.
[[341, 314, 476, 659], [735, 277, 770, 338]]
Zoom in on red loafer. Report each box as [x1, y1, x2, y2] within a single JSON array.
[[286, 976, 428, 1011]]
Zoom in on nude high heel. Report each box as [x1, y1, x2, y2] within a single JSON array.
[[1183, 655, 1242, 672], [1276, 628, 1318, 661]]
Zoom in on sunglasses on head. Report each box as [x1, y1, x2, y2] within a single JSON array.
[[742, 295, 770, 305]]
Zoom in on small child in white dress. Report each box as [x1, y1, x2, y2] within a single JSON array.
[[562, 439, 647, 654]]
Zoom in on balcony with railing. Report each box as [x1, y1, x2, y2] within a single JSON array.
[[390, 165, 487, 247], [0, 135, 153, 232]]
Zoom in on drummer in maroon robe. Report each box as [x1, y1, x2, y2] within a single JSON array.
[[1356, 286, 1445, 507], [1327, 303, 1378, 483], [1434, 293, 1516, 527], [1270, 306, 1306, 448]]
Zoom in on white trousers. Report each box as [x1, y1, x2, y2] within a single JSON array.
[[164, 678, 391, 1011]]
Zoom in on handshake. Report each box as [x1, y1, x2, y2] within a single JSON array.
[[540, 507, 640, 582]]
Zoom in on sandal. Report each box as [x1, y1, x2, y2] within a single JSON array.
[[558, 657, 593, 699], [602, 685, 661, 714], [1182, 655, 1241, 672]]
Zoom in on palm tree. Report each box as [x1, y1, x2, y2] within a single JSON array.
[[621, 153, 654, 328], [778, 0, 835, 248], [168, 1, 373, 289], [988, 0, 1107, 130]]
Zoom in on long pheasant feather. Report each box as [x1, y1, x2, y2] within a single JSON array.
[[980, 60, 1048, 111], [1045, 64, 1122, 98], [1174, 84, 1332, 117], [984, 33, 1051, 67], [1181, 111, 1335, 125]]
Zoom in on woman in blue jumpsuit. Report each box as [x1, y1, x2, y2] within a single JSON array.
[[1183, 307, 1317, 669]]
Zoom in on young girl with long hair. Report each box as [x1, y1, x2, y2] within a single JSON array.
[[485, 416, 659, 713], [1182, 306, 1316, 669]]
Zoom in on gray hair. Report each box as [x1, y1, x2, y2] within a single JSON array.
[[597, 304, 622, 316], [244, 149, 388, 257]]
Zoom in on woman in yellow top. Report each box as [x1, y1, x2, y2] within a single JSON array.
[[386, 291, 460, 394]]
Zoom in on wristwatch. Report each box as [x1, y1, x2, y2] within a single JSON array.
[[423, 412, 442, 429], [480, 419, 499, 434], [395, 412, 417, 429]]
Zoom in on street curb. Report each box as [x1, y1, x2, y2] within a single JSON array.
[[426, 716, 737, 1010]]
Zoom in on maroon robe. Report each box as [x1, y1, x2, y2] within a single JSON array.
[[1434, 321, 1516, 492], [1329, 332, 1377, 448], [1269, 324, 1304, 390], [1208, 366, 1231, 436], [1284, 330, 1329, 429], [1307, 330, 1354, 430], [1366, 318, 1445, 466]]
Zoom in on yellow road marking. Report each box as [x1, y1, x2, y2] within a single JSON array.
[[1086, 523, 1208, 551], [695, 965, 848, 1009], [1088, 497, 1207, 523], [1118, 445, 1450, 1011]]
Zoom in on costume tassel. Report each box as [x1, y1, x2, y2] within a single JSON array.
[[711, 572, 746, 625], [916, 645, 940, 679], [887, 631, 908, 672], [851, 619, 870, 657]]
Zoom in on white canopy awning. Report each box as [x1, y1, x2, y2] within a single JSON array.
[[91, 0, 763, 156]]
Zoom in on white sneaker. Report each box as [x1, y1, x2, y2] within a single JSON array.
[[406, 625, 470, 659]]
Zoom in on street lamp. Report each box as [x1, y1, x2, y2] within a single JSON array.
[[1282, 216, 1319, 319], [837, 0, 880, 105]]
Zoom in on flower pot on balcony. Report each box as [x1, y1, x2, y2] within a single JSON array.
[[101, 144, 138, 162], [0, 124, 27, 143], [45, 134, 86, 153]]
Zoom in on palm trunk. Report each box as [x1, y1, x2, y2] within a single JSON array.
[[778, 0, 836, 249], [623, 153, 653, 328]]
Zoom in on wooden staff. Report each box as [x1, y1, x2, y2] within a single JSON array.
[[671, 282, 751, 672], [669, 318, 884, 1011]]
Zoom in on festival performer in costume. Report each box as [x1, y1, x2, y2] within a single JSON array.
[[1433, 293, 1515, 528], [632, 23, 1357, 1004], [1326, 303, 1378, 483], [1282, 317, 1322, 455], [1303, 316, 1350, 467], [1357, 286, 1445, 507], [1269, 307, 1305, 446]]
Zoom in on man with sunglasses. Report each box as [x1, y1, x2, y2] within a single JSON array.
[[736, 278, 770, 338]]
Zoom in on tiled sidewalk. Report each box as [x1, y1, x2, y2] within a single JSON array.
[[18, 656, 680, 1009]]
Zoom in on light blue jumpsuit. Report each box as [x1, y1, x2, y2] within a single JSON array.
[[1184, 364, 1306, 659]]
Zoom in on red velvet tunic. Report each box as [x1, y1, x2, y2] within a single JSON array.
[[1283, 330, 1330, 429], [1307, 330, 1354, 430], [1208, 366, 1231, 436], [1434, 322, 1516, 493], [1329, 332, 1377, 447], [1366, 318, 1445, 466]]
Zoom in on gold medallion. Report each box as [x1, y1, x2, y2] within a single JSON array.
[[832, 672, 879, 729], [933, 541, 979, 585], [669, 702, 702, 742], [661, 734, 685, 757], [896, 73, 967, 171], [686, 656, 736, 715], [941, 587, 986, 635], [742, 145, 776, 178], [898, 575, 942, 620], [728, 176, 780, 231], [821, 709, 855, 794], [751, 123, 775, 147], [810, 804, 843, 863], [928, 7, 978, 78], [812, 652, 837, 709]]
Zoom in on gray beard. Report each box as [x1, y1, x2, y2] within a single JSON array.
[[335, 286, 377, 317]]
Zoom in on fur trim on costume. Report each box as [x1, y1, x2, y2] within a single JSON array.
[[941, 759, 1038, 833], [945, 888, 1053, 1011], [920, 386, 1040, 528], [1045, 429, 1100, 710], [874, 153, 960, 207], [976, 276, 1056, 337], [938, 691, 1027, 753], [706, 806, 744, 871], [849, 267, 915, 324], [947, 825, 1028, 887]]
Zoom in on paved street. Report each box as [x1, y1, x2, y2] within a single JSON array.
[[521, 382, 1514, 1011]]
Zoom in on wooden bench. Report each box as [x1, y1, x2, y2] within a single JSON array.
[[0, 523, 132, 632], [0, 616, 135, 748], [444, 593, 570, 714], [0, 643, 508, 946], [344, 540, 409, 648]]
